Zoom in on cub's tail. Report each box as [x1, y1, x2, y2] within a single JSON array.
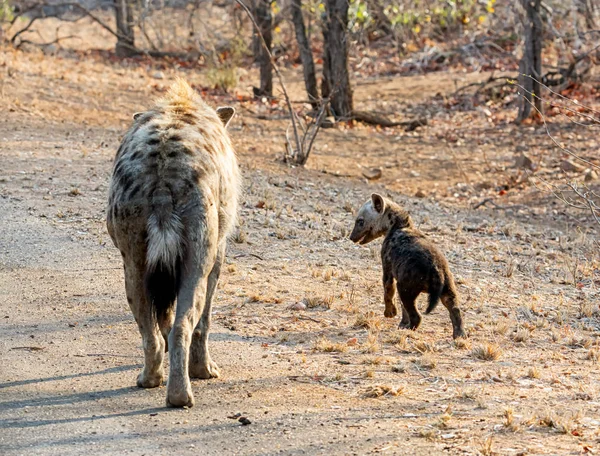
[[425, 274, 444, 315]]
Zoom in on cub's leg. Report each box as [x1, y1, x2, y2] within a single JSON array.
[[440, 283, 466, 339], [382, 267, 397, 318], [398, 287, 422, 331], [399, 304, 411, 329]]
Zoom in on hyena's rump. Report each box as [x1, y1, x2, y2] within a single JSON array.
[[107, 79, 240, 407]]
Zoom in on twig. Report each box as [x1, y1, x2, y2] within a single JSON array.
[[16, 34, 78, 49], [509, 78, 600, 171], [472, 198, 529, 211], [9, 1, 138, 54], [233, 253, 265, 261], [296, 315, 322, 323]]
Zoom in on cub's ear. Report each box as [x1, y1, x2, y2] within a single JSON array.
[[216, 106, 235, 128], [132, 112, 144, 120], [371, 193, 385, 213]]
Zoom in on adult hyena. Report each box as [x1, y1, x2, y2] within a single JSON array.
[[349, 194, 466, 340], [107, 79, 240, 407]]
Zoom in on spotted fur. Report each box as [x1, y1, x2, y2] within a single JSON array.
[[107, 79, 240, 407], [350, 194, 466, 339]]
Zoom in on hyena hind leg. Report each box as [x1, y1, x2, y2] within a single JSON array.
[[398, 288, 422, 331], [440, 287, 466, 339], [399, 303, 411, 329], [166, 217, 218, 408], [158, 308, 174, 352], [189, 244, 225, 379], [124, 258, 165, 388]]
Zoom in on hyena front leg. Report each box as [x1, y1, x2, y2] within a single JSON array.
[[124, 256, 165, 388], [189, 243, 225, 379], [382, 267, 397, 318]]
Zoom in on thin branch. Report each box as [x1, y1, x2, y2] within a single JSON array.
[[521, 73, 600, 118], [234, 0, 301, 158], [509, 78, 600, 171], [16, 34, 78, 49]]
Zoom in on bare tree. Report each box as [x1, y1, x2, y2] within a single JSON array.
[[252, 0, 273, 97], [517, 0, 543, 123], [290, 0, 319, 109], [114, 0, 135, 57], [322, 0, 353, 119]]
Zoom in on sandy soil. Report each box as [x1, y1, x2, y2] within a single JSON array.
[[1, 18, 600, 456]]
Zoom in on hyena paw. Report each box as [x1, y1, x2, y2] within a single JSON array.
[[399, 320, 411, 329], [453, 328, 468, 340], [189, 359, 220, 380], [166, 381, 194, 408], [384, 305, 398, 318], [136, 370, 163, 389]]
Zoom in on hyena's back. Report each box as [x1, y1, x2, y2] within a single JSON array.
[[107, 79, 240, 406], [108, 80, 239, 311]]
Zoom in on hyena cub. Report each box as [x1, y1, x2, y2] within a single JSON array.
[[107, 79, 240, 407], [350, 194, 466, 339]]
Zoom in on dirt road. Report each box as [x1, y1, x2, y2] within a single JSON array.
[[1, 45, 600, 455]]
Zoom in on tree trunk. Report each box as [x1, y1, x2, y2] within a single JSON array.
[[323, 0, 353, 119], [252, 0, 273, 98], [291, 0, 319, 109], [114, 0, 136, 57], [517, 0, 543, 124], [321, 13, 331, 101]]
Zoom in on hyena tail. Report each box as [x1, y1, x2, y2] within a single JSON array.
[[425, 274, 444, 315], [145, 191, 184, 319]]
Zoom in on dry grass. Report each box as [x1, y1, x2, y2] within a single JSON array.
[[502, 407, 520, 432], [361, 331, 381, 354], [363, 355, 390, 365], [536, 410, 575, 435], [385, 331, 409, 349], [579, 300, 595, 318], [206, 64, 239, 92], [493, 320, 510, 336], [391, 364, 407, 373], [412, 354, 437, 370], [363, 384, 404, 398], [512, 327, 531, 343], [313, 337, 348, 353], [232, 229, 247, 244], [353, 311, 382, 331], [526, 366, 541, 379], [246, 294, 282, 304], [413, 340, 438, 354], [471, 343, 502, 361], [454, 337, 471, 350], [303, 295, 334, 309], [586, 348, 599, 361], [478, 436, 494, 456], [436, 410, 453, 429]]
